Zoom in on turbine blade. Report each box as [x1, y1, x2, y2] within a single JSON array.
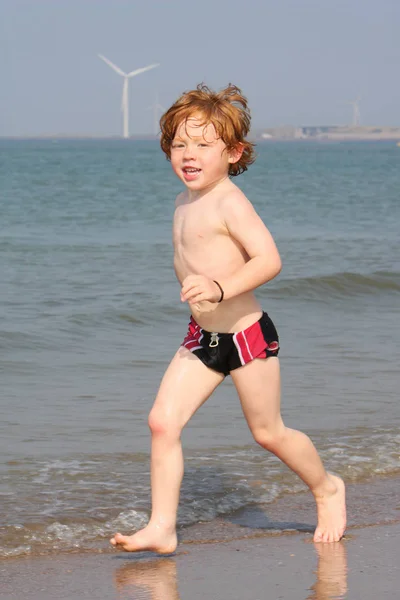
[[127, 63, 160, 78], [98, 54, 126, 77]]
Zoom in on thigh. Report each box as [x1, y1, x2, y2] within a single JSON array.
[[151, 346, 225, 429], [230, 357, 282, 432]]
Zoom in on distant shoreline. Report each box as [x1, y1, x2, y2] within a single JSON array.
[[260, 124, 400, 141], [1, 135, 400, 142]]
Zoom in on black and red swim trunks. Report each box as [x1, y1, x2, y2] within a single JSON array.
[[182, 312, 279, 376]]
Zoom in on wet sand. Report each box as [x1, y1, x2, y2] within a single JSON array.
[[1, 521, 399, 599]]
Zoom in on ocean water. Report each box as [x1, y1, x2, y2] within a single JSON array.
[[0, 139, 399, 558]]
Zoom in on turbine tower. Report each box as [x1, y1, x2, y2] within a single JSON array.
[[98, 54, 159, 138], [349, 97, 361, 127]]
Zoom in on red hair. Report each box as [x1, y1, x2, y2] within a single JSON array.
[[160, 84, 255, 176]]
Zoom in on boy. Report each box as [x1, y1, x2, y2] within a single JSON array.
[[111, 84, 346, 552]]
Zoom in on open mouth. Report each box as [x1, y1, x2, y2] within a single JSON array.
[[182, 167, 201, 181], [183, 167, 201, 174]]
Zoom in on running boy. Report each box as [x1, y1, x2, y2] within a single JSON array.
[[111, 84, 346, 552]]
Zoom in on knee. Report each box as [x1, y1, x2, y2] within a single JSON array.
[[252, 424, 286, 452], [148, 408, 181, 440]]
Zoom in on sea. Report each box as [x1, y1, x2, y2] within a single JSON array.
[[0, 139, 399, 558]]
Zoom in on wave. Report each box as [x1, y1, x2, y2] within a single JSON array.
[[1, 427, 399, 557], [266, 270, 400, 300]]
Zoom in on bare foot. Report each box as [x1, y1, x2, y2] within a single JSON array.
[[313, 474, 346, 543], [110, 524, 177, 554]]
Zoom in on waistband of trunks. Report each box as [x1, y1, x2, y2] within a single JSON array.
[[189, 312, 267, 336]]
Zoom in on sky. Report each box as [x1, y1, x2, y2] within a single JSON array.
[[1, 0, 399, 136]]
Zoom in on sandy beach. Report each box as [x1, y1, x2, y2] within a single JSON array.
[[1, 522, 398, 600]]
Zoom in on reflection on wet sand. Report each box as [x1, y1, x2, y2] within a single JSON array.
[[307, 541, 348, 599], [115, 558, 179, 599], [114, 540, 348, 600]]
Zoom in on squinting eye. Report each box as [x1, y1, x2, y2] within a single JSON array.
[[172, 144, 184, 149]]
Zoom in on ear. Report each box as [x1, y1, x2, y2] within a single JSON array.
[[228, 143, 244, 164]]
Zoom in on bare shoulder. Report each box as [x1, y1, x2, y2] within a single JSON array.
[[219, 184, 260, 224], [174, 191, 188, 208]]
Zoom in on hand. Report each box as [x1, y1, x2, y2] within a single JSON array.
[[181, 275, 222, 304]]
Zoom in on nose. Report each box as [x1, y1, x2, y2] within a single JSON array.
[[183, 144, 196, 160]]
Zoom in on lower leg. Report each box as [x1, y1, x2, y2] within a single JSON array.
[[264, 425, 333, 492], [110, 433, 182, 554], [259, 426, 346, 542], [149, 434, 183, 530]]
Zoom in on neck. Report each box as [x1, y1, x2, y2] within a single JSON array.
[[187, 174, 230, 202]]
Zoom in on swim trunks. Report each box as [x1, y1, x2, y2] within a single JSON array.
[[182, 312, 279, 376]]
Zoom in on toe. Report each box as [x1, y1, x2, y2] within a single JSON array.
[[314, 529, 322, 542], [110, 533, 123, 546]]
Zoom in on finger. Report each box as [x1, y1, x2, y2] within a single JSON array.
[[181, 281, 199, 295], [183, 288, 206, 302], [181, 286, 202, 302], [187, 292, 208, 304], [182, 275, 201, 288]]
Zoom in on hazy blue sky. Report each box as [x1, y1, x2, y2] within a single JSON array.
[[1, 0, 399, 136]]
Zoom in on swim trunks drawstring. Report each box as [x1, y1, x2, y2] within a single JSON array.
[[209, 333, 219, 347]]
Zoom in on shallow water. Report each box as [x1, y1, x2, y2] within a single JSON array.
[[1, 140, 399, 556]]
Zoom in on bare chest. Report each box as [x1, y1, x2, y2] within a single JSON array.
[[173, 205, 223, 250]]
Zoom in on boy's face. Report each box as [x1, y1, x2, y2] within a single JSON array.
[[170, 117, 235, 192]]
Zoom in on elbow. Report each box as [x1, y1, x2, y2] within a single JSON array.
[[263, 255, 281, 280], [274, 256, 282, 276]]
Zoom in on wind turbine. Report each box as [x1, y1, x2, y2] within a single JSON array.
[[98, 54, 160, 138], [349, 97, 361, 127]]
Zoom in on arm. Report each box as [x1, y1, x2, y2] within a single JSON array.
[[218, 193, 282, 300]]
